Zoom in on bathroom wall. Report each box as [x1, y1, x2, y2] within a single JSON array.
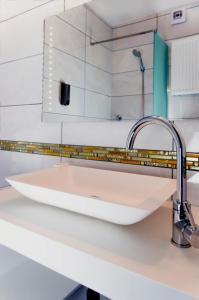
[[0, 0, 199, 197]]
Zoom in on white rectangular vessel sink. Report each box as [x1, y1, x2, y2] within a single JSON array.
[[7, 165, 177, 225]]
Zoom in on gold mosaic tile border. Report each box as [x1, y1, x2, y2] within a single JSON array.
[[0, 140, 199, 171]]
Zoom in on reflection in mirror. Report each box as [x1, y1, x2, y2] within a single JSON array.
[[42, 0, 199, 149], [43, 2, 167, 122]]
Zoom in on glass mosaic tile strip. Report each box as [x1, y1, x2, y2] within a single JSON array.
[[0, 140, 199, 171]]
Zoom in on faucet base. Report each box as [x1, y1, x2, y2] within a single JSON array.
[[171, 238, 191, 248]]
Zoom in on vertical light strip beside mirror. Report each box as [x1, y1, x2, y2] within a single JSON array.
[[153, 32, 168, 118]]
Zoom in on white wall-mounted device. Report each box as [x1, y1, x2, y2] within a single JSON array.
[[171, 8, 186, 25]]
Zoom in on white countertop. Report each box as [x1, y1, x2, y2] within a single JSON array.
[[0, 187, 199, 300]]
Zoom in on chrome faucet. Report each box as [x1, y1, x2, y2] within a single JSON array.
[[126, 116, 199, 248]]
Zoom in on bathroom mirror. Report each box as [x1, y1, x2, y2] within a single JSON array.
[[42, 0, 199, 149], [43, 0, 170, 122]]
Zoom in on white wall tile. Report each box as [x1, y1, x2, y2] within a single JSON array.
[[132, 123, 173, 150], [112, 44, 153, 73], [45, 16, 85, 60], [85, 91, 111, 119], [0, 0, 64, 63], [158, 6, 199, 41], [112, 69, 152, 97], [62, 118, 173, 150], [0, 0, 52, 21], [0, 55, 43, 106], [174, 119, 199, 152], [62, 121, 132, 147], [86, 64, 112, 96], [86, 37, 112, 73], [43, 78, 85, 116], [60, 4, 87, 33], [44, 46, 85, 89], [0, 105, 61, 143], [0, 151, 60, 188]]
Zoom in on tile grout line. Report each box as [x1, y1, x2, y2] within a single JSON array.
[[44, 43, 112, 75], [57, 15, 113, 52], [83, 7, 88, 117], [0, 103, 42, 108], [0, 0, 57, 24], [0, 53, 43, 66]]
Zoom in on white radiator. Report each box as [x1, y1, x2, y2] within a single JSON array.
[[171, 34, 199, 95]]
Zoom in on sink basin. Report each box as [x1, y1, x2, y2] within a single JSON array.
[[6, 165, 177, 225]]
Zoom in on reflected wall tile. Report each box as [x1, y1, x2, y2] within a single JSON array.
[[112, 32, 154, 51], [85, 91, 111, 119], [111, 94, 152, 120], [44, 46, 85, 89], [113, 18, 157, 38], [112, 18, 155, 51], [59, 4, 86, 33], [86, 37, 112, 73], [86, 8, 113, 49], [85, 64, 112, 96], [112, 44, 153, 73], [144, 94, 153, 116], [112, 69, 152, 97], [45, 16, 86, 60]]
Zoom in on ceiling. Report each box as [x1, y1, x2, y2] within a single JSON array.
[[87, 0, 197, 27]]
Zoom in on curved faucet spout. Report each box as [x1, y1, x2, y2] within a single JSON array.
[[126, 116, 199, 248]]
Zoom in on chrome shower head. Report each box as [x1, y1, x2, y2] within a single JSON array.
[[132, 49, 141, 58], [132, 49, 145, 72]]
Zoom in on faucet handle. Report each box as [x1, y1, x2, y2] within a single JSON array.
[[183, 225, 199, 249], [184, 202, 197, 229]]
